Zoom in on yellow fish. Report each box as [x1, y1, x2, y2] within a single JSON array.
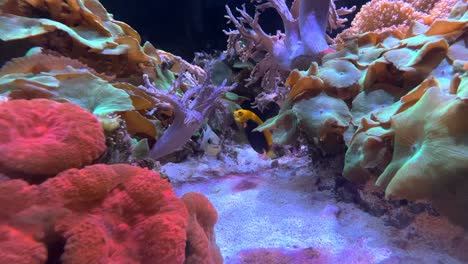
[[233, 109, 275, 157]]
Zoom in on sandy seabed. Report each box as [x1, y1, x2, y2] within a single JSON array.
[[162, 145, 468, 264]]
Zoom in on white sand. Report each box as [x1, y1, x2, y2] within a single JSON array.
[[163, 145, 468, 264]]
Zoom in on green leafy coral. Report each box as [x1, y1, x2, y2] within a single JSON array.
[[0, 70, 134, 116]]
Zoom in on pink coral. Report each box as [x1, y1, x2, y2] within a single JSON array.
[[0, 225, 47, 264], [0, 99, 106, 178], [43, 164, 190, 263], [182, 192, 223, 264], [0, 164, 223, 263]]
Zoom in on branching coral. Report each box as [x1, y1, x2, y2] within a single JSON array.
[[225, 0, 355, 70], [0, 99, 106, 178], [224, 0, 355, 108], [336, 0, 461, 41], [139, 72, 236, 160]]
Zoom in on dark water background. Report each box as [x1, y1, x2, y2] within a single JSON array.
[[100, 0, 368, 61]]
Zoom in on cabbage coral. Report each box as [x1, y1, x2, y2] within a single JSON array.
[[375, 88, 468, 200], [0, 0, 203, 80], [0, 66, 135, 116], [248, 0, 468, 227], [343, 119, 394, 183], [256, 92, 352, 156], [338, 1, 468, 227], [375, 88, 468, 227]]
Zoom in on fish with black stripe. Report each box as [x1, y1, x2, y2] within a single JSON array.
[[233, 109, 275, 158]]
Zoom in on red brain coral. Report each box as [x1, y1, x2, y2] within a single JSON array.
[[0, 159, 223, 263], [183, 192, 223, 264], [48, 164, 190, 264], [0, 225, 47, 264], [0, 164, 193, 264], [0, 99, 106, 178]]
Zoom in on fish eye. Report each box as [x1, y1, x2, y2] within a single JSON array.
[[208, 139, 212, 144]]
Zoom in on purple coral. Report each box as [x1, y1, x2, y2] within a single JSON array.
[[225, 0, 355, 70], [224, 0, 354, 109], [139, 72, 236, 160]]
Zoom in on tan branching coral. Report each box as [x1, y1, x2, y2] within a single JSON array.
[[336, 0, 462, 41], [336, 0, 424, 40], [430, 0, 463, 20]]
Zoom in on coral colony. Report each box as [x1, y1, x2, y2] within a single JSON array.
[[0, 0, 467, 263]]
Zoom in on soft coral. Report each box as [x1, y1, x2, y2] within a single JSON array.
[[225, 0, 355, 70], [139, 72, 235, 160], [224, 0, 355, 109]]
